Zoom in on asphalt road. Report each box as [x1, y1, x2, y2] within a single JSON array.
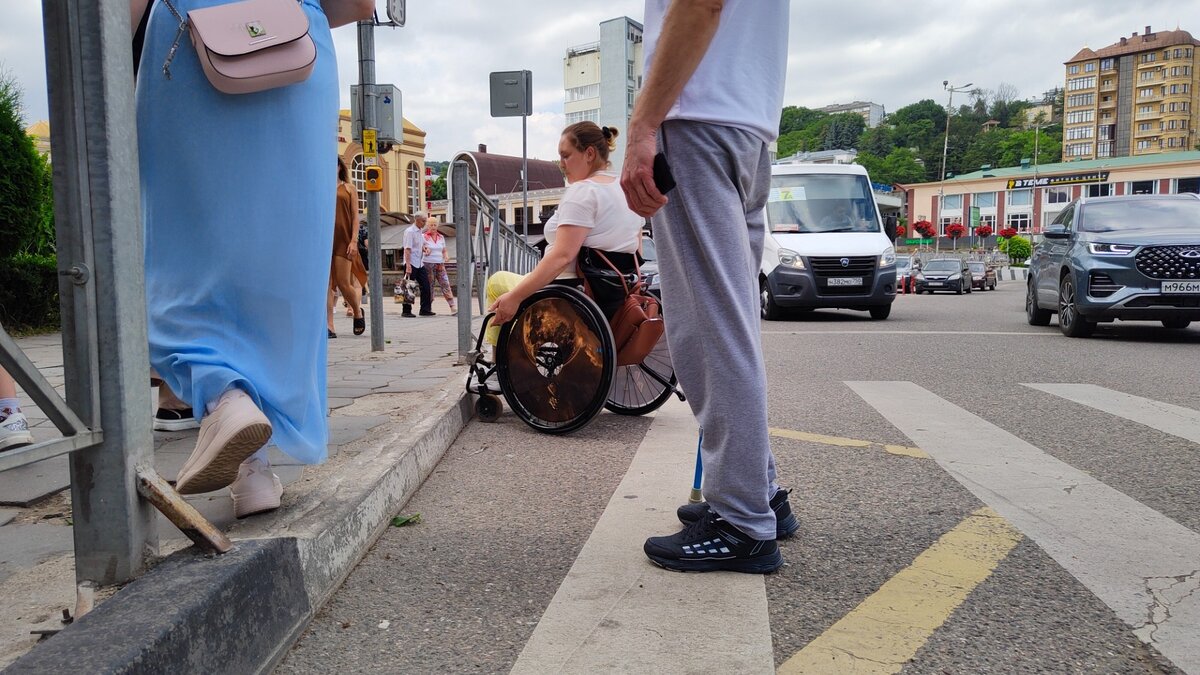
[[279, 278, 1198, 674]]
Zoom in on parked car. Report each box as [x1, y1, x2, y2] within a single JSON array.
[[1027, 193, 1200, 337], [640, 234, 660, 298], [896, 255, 916, 291], [967, 261, 997, 291], [914, 258, 973, 294]]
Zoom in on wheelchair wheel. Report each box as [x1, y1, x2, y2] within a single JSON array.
[[605, 327, 676, 416], [475, 394, 502, 423], [496, 286, 615, 435]]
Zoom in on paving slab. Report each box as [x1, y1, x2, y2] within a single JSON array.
[[0, 524, 74, 584], [0, 509, 17, 527], [0, 456, 69, 508]]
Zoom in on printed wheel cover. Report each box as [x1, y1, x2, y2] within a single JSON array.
[[501, 297, 606, 424]]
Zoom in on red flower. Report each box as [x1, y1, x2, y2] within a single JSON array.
[[998, 227, 1018, 239], [946, 223, 966, 239], [895, 224, 906, 237], [913, 220, 936, 238], [974, 224, 993, 238]]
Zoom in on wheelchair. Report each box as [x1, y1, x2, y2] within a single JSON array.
[[466, 284, 682, 435]]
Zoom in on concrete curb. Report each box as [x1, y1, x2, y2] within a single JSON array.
[[6, 381, 473, 674]]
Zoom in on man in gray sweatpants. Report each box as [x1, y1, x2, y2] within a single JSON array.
[[621, 0, 794, 574]]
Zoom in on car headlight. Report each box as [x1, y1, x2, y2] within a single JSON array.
[[1088, 242, 1136, 256], [778, 248, 806, 269], [915, 273, 925, 281], [948, 273, 961, 280], [879, 246, 896, 268]]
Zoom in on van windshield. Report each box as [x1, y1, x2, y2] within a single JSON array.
[[766, 174, 881, 234]]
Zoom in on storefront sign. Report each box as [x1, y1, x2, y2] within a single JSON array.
[[905, 238, 933, 245], [1006, 171, 1109, 189]]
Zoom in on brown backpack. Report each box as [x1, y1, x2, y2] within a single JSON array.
[[579, 250, 665, 367]]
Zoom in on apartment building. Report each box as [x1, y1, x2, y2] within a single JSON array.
[[818, 101, 886, 128], [563, 17, 644, 171], [1063, 26, 1200, 160]]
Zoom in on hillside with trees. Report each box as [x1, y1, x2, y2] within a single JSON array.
[[779, 84, 1063, 186]]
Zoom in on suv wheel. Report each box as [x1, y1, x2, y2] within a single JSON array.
[[1058, 275, 1094, 337], [1026, 281, 1051, 326], [869, 304, 891, 320], [1162, 319, 1192, 329]]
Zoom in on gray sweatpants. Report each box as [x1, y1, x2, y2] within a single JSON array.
[[654, 120, 779, 540]]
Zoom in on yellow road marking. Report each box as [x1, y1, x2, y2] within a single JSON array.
[[769, 428, 929, 459], [777, 508, 1023, 675]]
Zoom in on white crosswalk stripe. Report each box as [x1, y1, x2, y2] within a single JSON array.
[[1023, 383, 1200, 446], [848, 381, 1200, 674]]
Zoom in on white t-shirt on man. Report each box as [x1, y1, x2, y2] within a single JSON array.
[[403, 224, 425, 268], [642, 0, 789, 144], [543, 172, 642, 280]]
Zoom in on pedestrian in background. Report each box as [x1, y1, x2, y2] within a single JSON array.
[[402, 212, 434, 317], [136, 0, 374, 518], [422, 215, 457, 315], [329, 157, 367, 337], [0, 368, 33, 452], [621, 0, 793, 574]]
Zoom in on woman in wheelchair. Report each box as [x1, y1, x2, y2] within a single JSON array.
[[487, 121, 642, 332], [472, 122, 675, 434]]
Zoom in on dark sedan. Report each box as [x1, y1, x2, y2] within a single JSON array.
[[968, 261, 997, 291], [1027, 193, 1200, 337], [914, 258, 973, 294]]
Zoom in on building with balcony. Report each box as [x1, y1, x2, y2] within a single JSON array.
[[563, 17, 644, 172], [1063, 26, 1200, 160], [817, 101, 886, 128]]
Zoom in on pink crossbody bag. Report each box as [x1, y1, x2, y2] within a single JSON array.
[[156, 0, 317, 95]]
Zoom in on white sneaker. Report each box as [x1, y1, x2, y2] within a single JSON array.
[[175, 389, 272, 495], [229, 457, 283, 518], [0, 412, 34, 452]]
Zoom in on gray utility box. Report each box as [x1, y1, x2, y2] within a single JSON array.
[[351, 84, 401, 143]]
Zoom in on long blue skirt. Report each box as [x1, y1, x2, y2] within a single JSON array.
[[136, 0, 337, 464]]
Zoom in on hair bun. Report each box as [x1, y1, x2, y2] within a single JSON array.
[[601, 126, 612, 139]]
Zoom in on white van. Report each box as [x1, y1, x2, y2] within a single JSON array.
[[760, 162, 897, 320]]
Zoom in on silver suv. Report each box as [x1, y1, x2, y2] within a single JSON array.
[[1026, 193, 1200, 337]]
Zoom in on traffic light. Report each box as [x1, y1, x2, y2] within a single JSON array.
[[364, 166, 383, 192]]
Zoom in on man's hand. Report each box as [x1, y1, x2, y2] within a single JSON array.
[[487, 292, 521, 326], [621, 126, 668, 217]]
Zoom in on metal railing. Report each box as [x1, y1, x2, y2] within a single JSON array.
[[451, 161, 541, 362]]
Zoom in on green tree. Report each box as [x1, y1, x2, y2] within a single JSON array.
[[822, 113, 865, 151], [855, 147, 925, 186], [778, 106, 825, 136], [1006, 235, 1032, 264], [0, 70, 50, 255]]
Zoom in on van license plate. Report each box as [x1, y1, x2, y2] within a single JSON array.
[[1162, 280, 1200, 294], [828, 277, 862, 287]]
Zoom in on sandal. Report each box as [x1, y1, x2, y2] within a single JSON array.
[[328, 329, 337, 339], [353, 309, 366, 335]]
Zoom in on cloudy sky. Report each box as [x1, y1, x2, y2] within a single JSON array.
[[2, 1, 1199, 162]]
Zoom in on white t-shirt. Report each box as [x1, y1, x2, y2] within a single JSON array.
[[642, 0, 789, 143], [423, 232, 446, 264], [403, 224, 425, 268], [544, 172, 642, 279]]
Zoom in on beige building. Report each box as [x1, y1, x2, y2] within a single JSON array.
[[899, 151, 1200, 239], [1063, 26, 1200, 160], [337, 110, 427, 215]]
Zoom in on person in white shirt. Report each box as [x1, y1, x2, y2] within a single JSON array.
[[402, 213, 434, 317], [485, 122, 643, 343], [621, 0, 793, 574], [422, 216, 457, 315]]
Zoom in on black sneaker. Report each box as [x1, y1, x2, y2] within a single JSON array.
[[401, 311, 417, 318], [676, 488, 799, 540], [644, 510, 783, 574], [153, 407, 200, 431]]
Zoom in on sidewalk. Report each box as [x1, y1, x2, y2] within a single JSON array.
[[1, 295, 476, 672]]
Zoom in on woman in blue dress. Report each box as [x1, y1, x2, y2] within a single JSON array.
[[137, 0, 372, 518]]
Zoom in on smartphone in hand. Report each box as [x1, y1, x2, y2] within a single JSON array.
[[653, 152, 676, 195]]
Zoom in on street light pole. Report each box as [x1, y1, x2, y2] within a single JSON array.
[[937, 80, 972, 255]]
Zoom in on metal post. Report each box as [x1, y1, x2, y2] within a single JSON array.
[[452, 162, 472, 362], [42, 0, 156, 584], [358, 21, 384, 351], [522, 114, 528, 243]]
